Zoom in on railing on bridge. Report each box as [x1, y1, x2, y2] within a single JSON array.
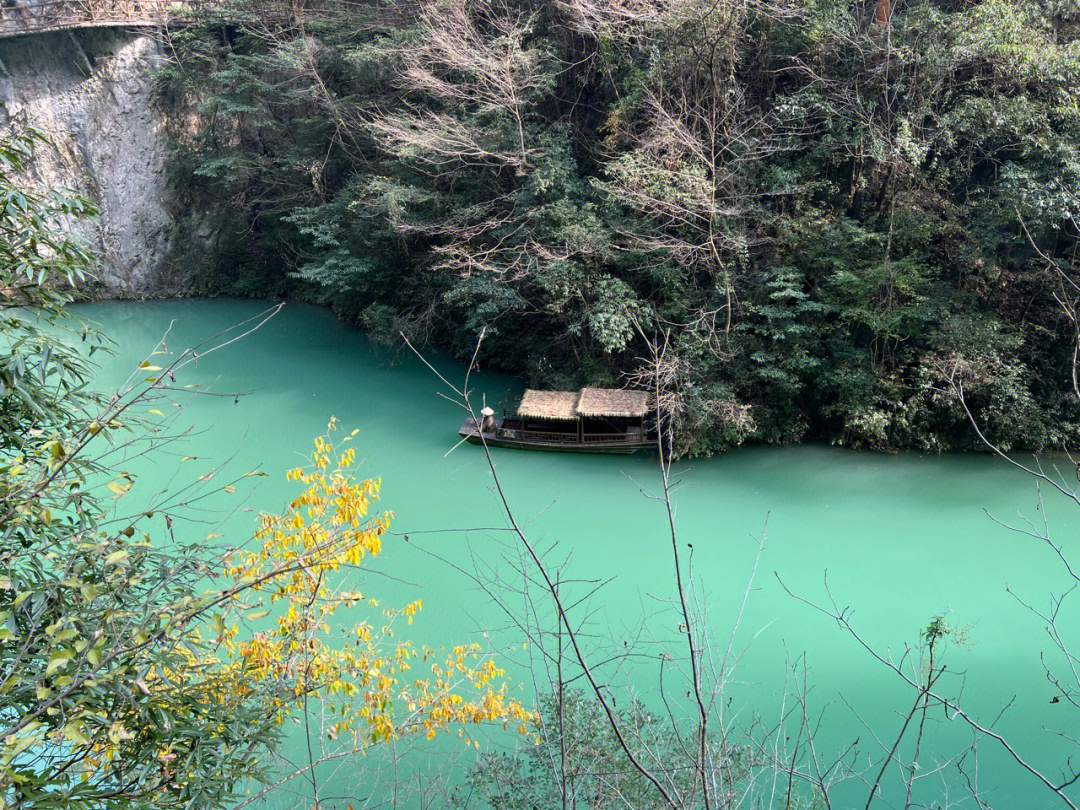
[[0, 0, 373, 40], [0, 0, 177, 37]]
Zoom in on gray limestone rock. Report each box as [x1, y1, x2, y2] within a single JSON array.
[[0, 29, 197, 297]]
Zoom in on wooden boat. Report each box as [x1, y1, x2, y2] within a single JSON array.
[[458, 387, 656, 454]]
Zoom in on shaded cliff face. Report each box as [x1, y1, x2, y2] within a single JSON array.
[[0, 29, 192, 297]]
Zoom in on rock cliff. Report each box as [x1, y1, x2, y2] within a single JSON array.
[[0, 29, 192, 296]]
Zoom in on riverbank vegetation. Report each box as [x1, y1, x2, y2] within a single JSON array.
[[159, 0, 1080, 455]]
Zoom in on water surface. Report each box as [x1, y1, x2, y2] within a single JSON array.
[[74, 298, 1080, 809]]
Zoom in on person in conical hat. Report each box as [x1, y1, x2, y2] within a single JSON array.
[[480, 406, 496, 433]]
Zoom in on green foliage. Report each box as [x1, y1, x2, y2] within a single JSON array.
[[0, 130, 103, 456], [0, 131, 285, 809], [159, 0, 1080, 454]]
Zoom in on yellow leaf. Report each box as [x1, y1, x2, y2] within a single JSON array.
[[46, 651, 72, 676], [106, 480, 132, 496], [63, 724, 91, 746], [148, 409, 164, 417]]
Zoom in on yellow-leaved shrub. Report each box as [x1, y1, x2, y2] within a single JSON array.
[[217, 419, 534, 748]]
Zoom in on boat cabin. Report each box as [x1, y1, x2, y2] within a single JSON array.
[[459, 387, 655, 453]]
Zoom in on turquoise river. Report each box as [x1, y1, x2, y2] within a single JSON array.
[[73, 298, 1080, 809]]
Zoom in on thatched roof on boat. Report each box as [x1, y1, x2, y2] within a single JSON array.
[[517, 387, 653, 420], [576, 387, 651, 418], [517, 389, 580, 420]]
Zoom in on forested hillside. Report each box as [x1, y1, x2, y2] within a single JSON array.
[[160, 0, 1080, 454]]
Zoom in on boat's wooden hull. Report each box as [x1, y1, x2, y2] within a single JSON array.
[[458, 420, 651, 455]]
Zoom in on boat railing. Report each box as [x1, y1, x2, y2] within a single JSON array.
[[581, 432, 636, 443], [492, 409, 651, 445], [495, 428, 646, 445], [497, 427, 579, 444]]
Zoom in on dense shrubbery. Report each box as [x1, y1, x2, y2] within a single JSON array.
[[160, 0, 1080, 454]]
